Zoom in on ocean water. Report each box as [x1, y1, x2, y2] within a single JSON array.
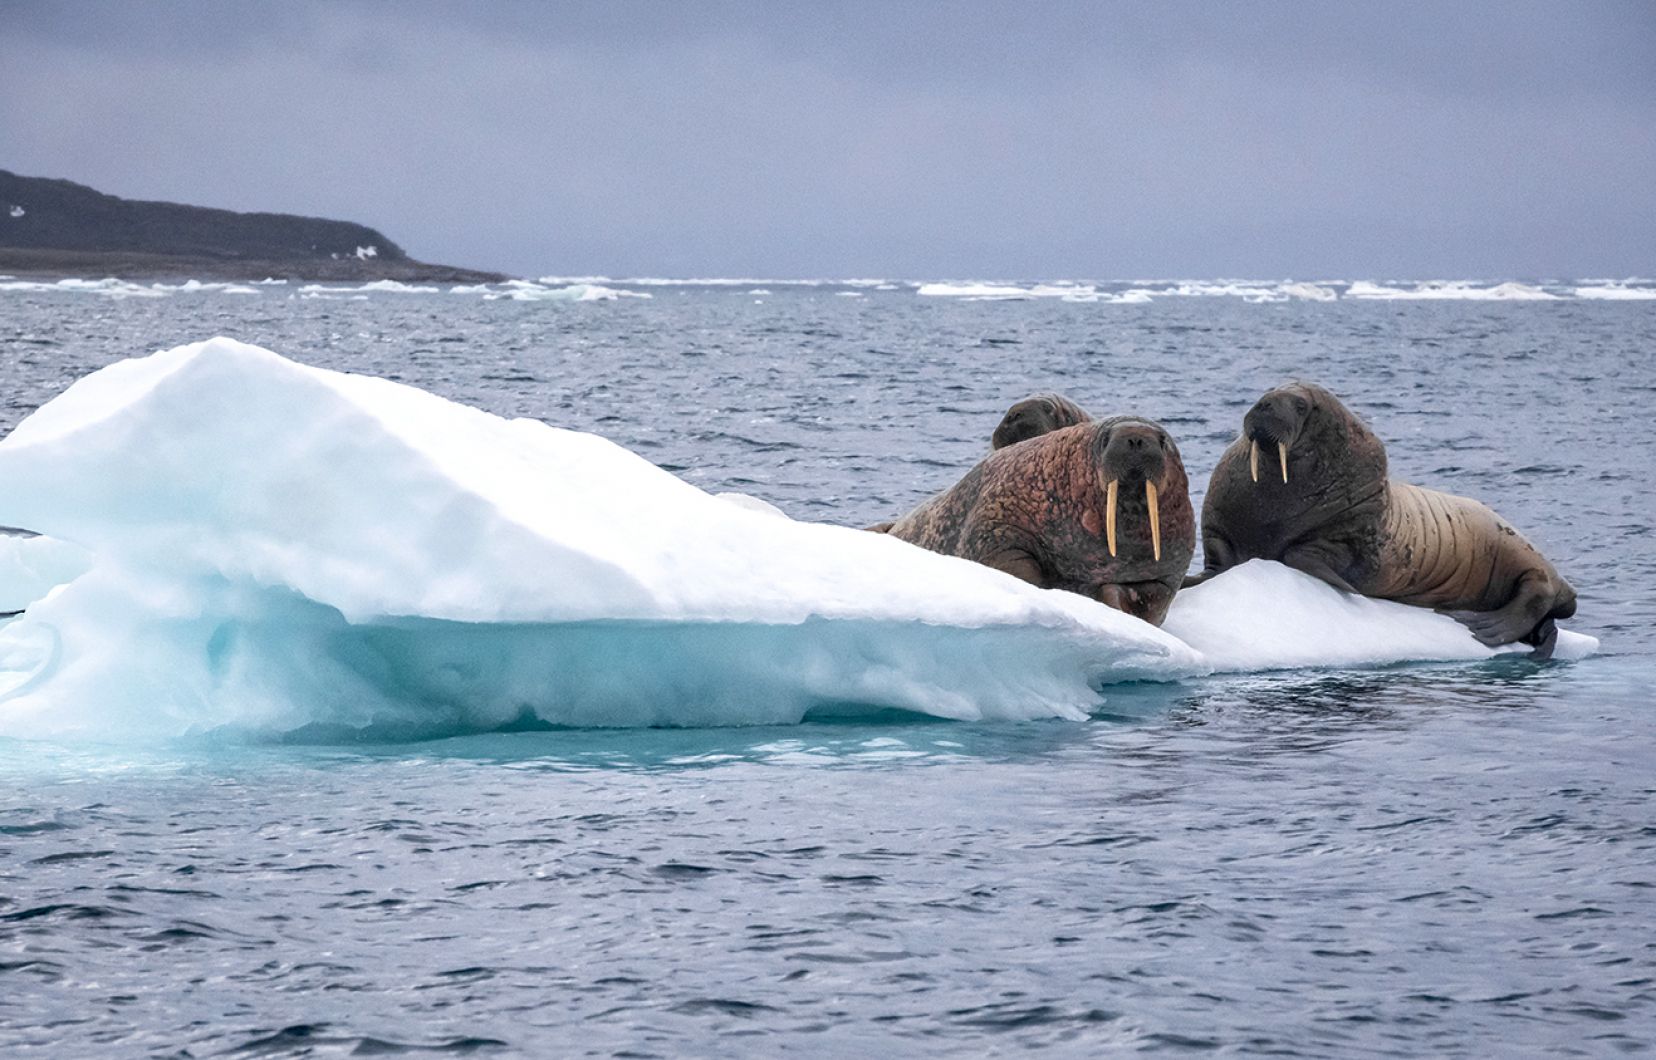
[[1, 280, 1652, 1056]]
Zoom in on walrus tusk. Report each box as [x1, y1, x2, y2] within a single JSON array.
[[1250, 440, 1259, 483], [1146, 480, 1161, 561], [1105, 478, 1118, 557], [1278, 441, 1288, 483]]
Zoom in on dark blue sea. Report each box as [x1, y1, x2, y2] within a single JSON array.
[[1, 278, 1652, 1056]]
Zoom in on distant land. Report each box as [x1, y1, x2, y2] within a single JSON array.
[[0, 169, 509, 283]]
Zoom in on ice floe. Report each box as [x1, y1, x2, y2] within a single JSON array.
[[486, 281, 651, 302], [1573, 282, 1656, 300], [0, 339, 1594, 742], [1, 276, 1648, 303], [1345, 281, 1560, 301]]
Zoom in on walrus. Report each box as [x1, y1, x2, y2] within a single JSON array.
[[1193, 382, 1576, 655], [990, 393, 1091, 450], [864, 393, 1095, 536], [877, 416, 1195, 626]]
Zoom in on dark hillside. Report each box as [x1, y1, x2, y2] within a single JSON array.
[[0, 170, 507, 282]]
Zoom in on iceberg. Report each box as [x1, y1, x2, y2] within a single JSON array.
[[0, 340, 1594, 743]]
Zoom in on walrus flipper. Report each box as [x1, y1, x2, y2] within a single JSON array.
[[1186, 530, 1237, 588], [1279, 543, 1359, 595], [1443, 570, 1560, 651]]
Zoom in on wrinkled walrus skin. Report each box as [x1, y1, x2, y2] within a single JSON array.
[[878, 416, 1195, 626], [1194, 382, 1577, 655]]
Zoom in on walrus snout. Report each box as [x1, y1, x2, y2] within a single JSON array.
[[1096, 423, 1172, 560], [1099, 425, 1168, 484], [1243, 391, 1311, 484]]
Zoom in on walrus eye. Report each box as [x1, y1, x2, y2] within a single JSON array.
[[1293, 396, 1309, 415]]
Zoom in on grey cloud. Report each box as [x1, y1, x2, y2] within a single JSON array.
[[2, 1, 1652, 278]]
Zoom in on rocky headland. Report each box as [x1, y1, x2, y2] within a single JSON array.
[[0, 169, 509, 284]]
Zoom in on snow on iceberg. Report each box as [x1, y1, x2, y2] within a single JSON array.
[[0, 340, 1595, 743]]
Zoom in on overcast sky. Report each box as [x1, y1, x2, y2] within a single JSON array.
[[2, 1, 1652, 279]]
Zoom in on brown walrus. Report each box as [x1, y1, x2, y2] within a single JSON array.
[[990, 393, 1091, 450], [864, 393, 1096, 535], [1193, 382, 1576, 655], [876, 415, 1195, 626]]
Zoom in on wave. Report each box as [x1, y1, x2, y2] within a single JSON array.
[[0, 340, 1593, 743]]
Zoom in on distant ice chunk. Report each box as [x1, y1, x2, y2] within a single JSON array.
[[917, 282, 1031, 299], [1280, 282, 1337, 301], [486, 282, 651, 302], [1346, 281, 1560, 301], [1574, 282, 1656, 300], [7, 205, 23, 219], [298, 280, 440, 294], [0, 277, 165, 299], [148, 279, 260, 295]]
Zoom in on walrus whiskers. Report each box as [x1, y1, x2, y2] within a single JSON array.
[[1147, 480, 1161, 561], [1105, 477, 1119, 557], [1250, 440, 1259, 483], [1278, 441, 1289, 483]]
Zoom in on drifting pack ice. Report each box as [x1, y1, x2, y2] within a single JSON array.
[[0, 339, 1593, 741]]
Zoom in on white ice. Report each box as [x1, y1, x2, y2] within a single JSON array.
[[1574, 283, 1656, 300], [0, 339, 1595, 742], [1345, 281, 1560, 301], [486, 281, 650, 302], [917, 282, 1032, 299]]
